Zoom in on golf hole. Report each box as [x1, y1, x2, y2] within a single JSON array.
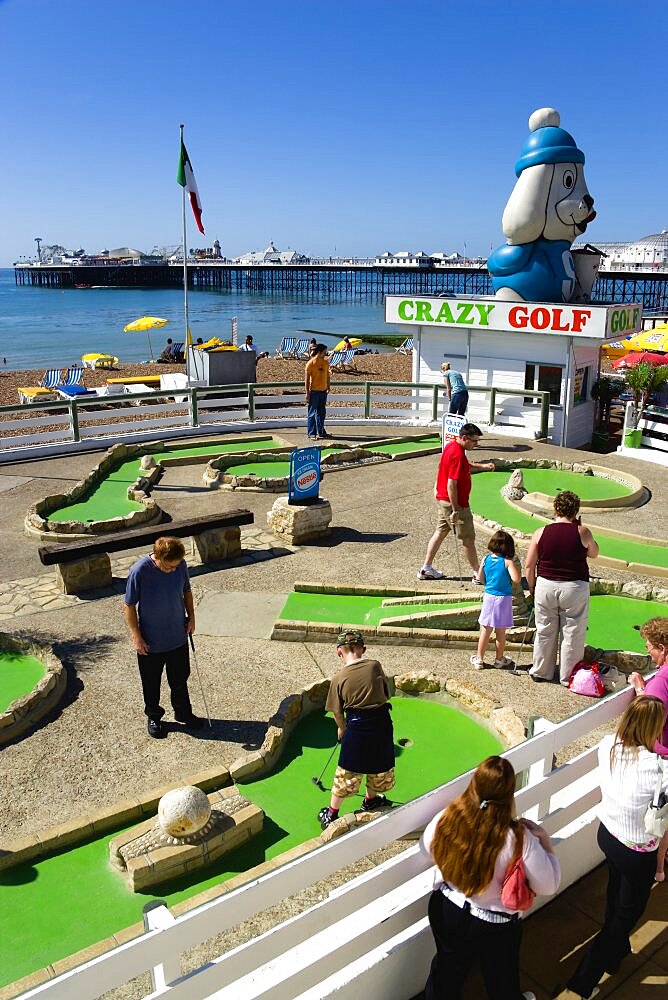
[[398, 737, 413, 748]]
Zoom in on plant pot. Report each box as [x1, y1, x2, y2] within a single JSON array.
[[624, 429, 642, 448], [591, 430, 609, 453]]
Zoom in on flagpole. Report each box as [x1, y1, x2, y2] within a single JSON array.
[[180, 124, 191, 379]]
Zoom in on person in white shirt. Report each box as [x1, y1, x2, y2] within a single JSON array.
[[238, 335, 268, 359], [420, 755, 560, 999], [563, 696, 667, 1000]]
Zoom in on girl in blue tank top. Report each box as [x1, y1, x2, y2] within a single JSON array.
[[471, 531, 521, 670]]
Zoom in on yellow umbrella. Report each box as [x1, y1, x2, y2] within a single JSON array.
[[123, 316, 169, 361], [333, 337, 363, 351], [601, 339, 634, 360], [624, 325, 668, 354]]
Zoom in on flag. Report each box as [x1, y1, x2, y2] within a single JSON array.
[[177, 139, 205, 234]]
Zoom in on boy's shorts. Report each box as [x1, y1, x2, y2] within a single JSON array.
[[332, 766, 395, 800], [436, 502, 475, 543]]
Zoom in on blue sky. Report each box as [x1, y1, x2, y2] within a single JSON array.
[[1, 0, 666, 265]]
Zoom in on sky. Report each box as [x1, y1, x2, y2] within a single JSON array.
[[2, 0, 667, 265]]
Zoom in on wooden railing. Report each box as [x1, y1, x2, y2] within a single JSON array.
[[20, 685, 636, 1000], [0, 382, 552, 462]]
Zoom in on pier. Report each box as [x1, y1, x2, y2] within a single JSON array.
[[13, 262, 668, 310]]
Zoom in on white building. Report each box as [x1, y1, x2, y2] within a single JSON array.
[[374, 250, 434, 267], [575, 230, 668, 270], [234, 241, 307, 265]]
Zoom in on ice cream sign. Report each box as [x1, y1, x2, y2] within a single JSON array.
[[385, 295, 642, 340], [288, 446, 321, 504]]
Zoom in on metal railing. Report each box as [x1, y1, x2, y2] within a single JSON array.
[[0, 381, 552, 461]]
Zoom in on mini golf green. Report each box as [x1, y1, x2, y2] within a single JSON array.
[[0, 652, 46, 713], [0, 698, 500, 988], [46, 437, 283, 524], [587, 596, 666, 653], [471, 472, 668, 570], [367, 435, 441, 455], [279, 592, 479, 627]]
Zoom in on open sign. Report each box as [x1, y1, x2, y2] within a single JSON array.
[[289, 446, 321, 504]]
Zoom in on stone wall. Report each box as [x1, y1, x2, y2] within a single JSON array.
[[0, 634, 66, 745]]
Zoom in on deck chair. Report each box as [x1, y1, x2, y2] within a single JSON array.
[[396, 337, 414, 355], [328, 350, 344, 369], [275, 337, 297, 358], [171, 342, 185, 362], [338, 349, 357, 371], [17, 368, 63, 404], [294, 338, 311, 359], [55, 366, 95, 400]]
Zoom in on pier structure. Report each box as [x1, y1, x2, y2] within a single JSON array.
[[13, 262, 668, 311]]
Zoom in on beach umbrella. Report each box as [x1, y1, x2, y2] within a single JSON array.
[[123, 316, 169, 361], [623, 325, 668, 354], [612, 351, 668, 369], [333, 337, 363, 351], [601, 339, 634, 360]]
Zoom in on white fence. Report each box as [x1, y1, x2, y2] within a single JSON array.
[[0, 382, 551, 463], [619, 401, 668, 465], [20, 685, 635, 1000]]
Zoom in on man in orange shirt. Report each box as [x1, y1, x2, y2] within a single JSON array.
[[304, 343, 331, 440]]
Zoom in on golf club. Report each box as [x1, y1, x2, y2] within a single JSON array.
[[311, 743, 339, 792], [188, 634, 212, 728], [452, 521, 464, 588], [510, 604, 536, 675]]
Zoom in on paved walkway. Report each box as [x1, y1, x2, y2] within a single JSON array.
[[1, 427, 667, 999]]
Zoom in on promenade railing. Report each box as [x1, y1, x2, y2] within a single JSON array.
[[0, 381, 551, 462], [19, 684, 635, 1000]]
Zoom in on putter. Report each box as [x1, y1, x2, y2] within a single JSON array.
[[510, 604, 536, 675], [188, 634, 212, 728], [452, 521, 464, 588], [311, 744, 339, 792]]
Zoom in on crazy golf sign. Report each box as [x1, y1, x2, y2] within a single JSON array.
[[385, 296, 643, 340]]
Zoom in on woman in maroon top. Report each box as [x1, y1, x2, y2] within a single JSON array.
[[524, 491, 599, 685]]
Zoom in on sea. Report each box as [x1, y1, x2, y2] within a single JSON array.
[[0, 269, 394, 371]]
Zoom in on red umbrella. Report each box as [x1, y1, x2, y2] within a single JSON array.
[[612, 351, 668, 369]]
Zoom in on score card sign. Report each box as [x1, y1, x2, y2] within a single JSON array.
[[289, 446, 321, 504]]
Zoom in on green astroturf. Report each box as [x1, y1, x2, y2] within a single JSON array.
[[586, 596, 667, 653], [279, 592, 478, 627], [0, 653, 46, 713], [367, 435, 441, 455], [46, 438, 281, 523], [470, 472, 668, 570], [0, 700, 499, 987]]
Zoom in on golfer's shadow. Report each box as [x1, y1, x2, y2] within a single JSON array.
[[161, 718, 266, 746]]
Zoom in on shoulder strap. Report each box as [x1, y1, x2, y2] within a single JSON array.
[[652, 757, 666, 807]]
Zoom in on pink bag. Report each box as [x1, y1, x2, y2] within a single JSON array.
[[567, 660, 605, 698], [501, 843, 536, 911]]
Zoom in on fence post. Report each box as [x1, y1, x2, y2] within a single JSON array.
[[488, 387, 497, 426], [364, 382, 372, 419], [189, 388, 199, 427], [143, 901, 181, 989], [539, 391, 549, 440], [431, 384, 439, 422], [69, 400, 80, 442], [248, 384, 255, 421]]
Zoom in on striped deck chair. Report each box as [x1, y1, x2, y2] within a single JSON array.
[[294, 338, 311, 359], [55, 365, 95, 399], [40, 368, 64, 388], [62, 366, 84, 386], [171, 342, 185, 362], [275, 337, 297, 358], [17, 368, 63, 404], [328, 350, 344, 369], [396, 337, 414, 355], [338, 348, 357, 371]]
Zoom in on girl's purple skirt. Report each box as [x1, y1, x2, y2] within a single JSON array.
[[479, 593, 514, 629]]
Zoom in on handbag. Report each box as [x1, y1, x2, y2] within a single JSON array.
[[500, 827, 536, 911], [644, 758, 668, 838], [567, 660, 605, 698]]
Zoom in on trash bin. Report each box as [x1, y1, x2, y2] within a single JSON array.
[[591, 430, 608, 453], [623, 428, 642, 448]]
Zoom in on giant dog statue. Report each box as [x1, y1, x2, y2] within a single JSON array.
[[487, 108, 596, 303]]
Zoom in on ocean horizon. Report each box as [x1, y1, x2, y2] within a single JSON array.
[[0, 269, 395, 371]]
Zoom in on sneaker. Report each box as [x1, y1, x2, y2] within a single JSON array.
[[360, 795, 392, 812], [175, 714, 205, 730], [318, 806, 338, 830], [494, 656, 515, 669], [470, 655, 486, 670], [147, 718, 166, 739], [319, 432, 332, 439], [522, 993, 536, 1000], [417, 567, 445, 581]]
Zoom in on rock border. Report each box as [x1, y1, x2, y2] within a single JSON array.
[[0, 634, 67, 745]]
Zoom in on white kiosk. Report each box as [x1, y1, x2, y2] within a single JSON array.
[[385, 294, 643, 447]]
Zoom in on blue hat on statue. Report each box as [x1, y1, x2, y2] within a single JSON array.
[[514, 108, 585, 177]]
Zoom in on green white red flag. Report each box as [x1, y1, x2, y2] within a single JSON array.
[[177, 139, 205, 234]]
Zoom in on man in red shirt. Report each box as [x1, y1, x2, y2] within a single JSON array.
[[417, 422, 495, 582]]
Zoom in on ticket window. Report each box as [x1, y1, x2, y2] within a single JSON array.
[[524, 364, 563, 405]]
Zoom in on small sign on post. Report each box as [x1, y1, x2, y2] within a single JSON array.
[[231, 316, 238, 346], [289, 446, 321, 505], [442, 412, 465, 447]]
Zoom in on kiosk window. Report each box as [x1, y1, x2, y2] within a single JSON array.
[[524, 364, 563, 405]]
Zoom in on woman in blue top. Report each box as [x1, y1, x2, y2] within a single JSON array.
[[441, 362, 469, 415], [471, 531, 521, 670]]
